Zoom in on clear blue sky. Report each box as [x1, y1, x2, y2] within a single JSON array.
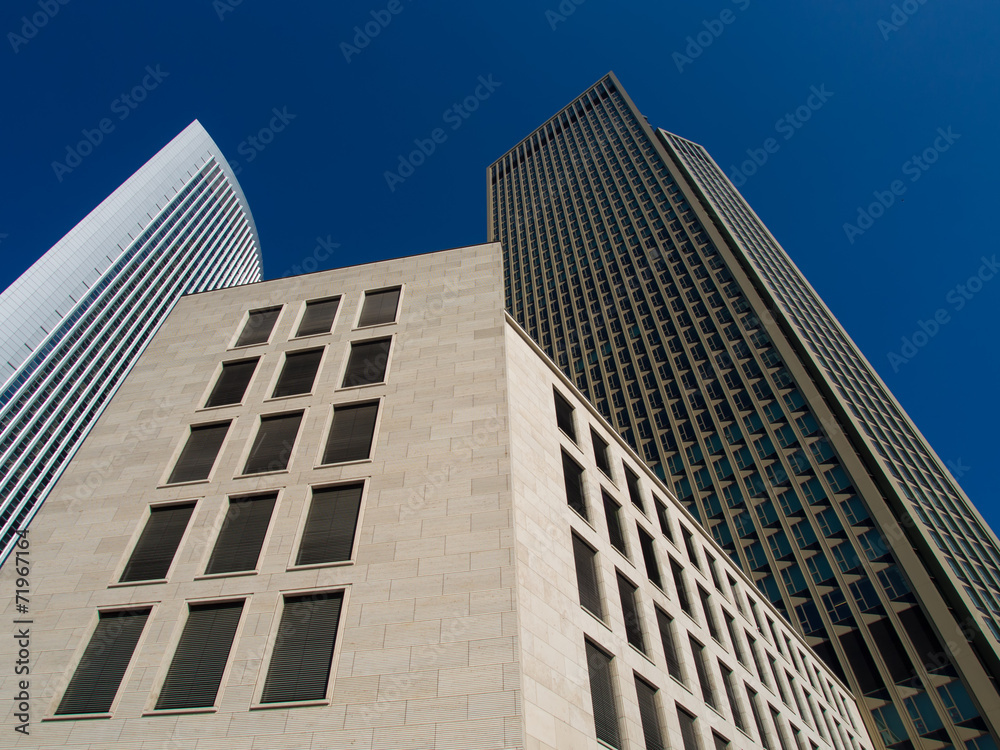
[[2, 2, 998, 531]]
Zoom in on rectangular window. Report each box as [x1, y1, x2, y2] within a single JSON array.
[[357, 287, 400, 327], [713, 733, 732, 750], [682, 528, 701, 569], [748, 687, 773, 750], [296, 296, 340, 337], [554, 389, 577, 441], [562, 451, 587, 519], [342, 338, 391, 387], [272, 349, 323, 398], [205, 359, 257, 407], [235, 307, 280, 347], [296, 483, 363, 566], [322, 401, 378, 464], [721, 664, 747, 731], [724, 614, 746, 664], [56, 609, 150, 715], [592, 429, 612, 476], [618, 572, 646, 652], [654, 496, 674, 541], [205, 493, 277, 574], [603, 492, 627, 555], [167, 422, 230, 484], [690, 636, 717, 708], [586, 640, 622, 749], [625, 465, 645, 511], [573, 534, 604, 618], [638, 526, 662, 588], [770, 706, 793, 750], [656, 607, 683, 681], [699, 586, 722, 642], [671, 559, 692, 614], [677, 705, 701, 750], [120, 503, 195, 582], [243, 412, 302, 475], [155, 601, 243, 710], [261, 592, 343, 703], [634, 675, 666, 750]]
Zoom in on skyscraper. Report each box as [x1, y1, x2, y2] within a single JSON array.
[[488, 72, 1000, 749], [0, 120, 262, 563]]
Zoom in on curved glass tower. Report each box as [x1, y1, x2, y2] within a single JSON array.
[[0, 120, 262, 561]]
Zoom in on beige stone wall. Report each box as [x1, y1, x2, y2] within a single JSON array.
[[0, 242, 523, 749]]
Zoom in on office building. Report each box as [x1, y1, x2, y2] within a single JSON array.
[[0, 243, 874, 749], [0, 120, 262, 562], [488, 72, 1000, 748]]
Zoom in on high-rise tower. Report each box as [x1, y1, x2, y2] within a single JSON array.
[[488, 72, 1000, 749], [0, 120, 262, 562]]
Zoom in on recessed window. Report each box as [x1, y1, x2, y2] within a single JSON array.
[[677, 705, 701, 750], [261, 592, 344, 703], [205, 359, 258, 407], [205, 493, 277, 575], [654, 496, 674, 542], [342, 338, 391, 387], [634, 675, 666, 750], [656, 607, 683, 681], [155, 601, 244, 710], [554, 389, 577, 441], [682, 528, 701, 570], [322, 402, 378, 465], [637, 526, 662, 588], [586, 640, 622, 749], [699, 586, 722, 642], [55, 609, 150, 715], [624, 465, 645, 512], [603, 492, 627, 555], [562, 450, 587, 520], [243, 412, 303, 475], [671, 558, 692, 614], [591, 429, 612, 476], [120, 503, 195, 582], [167, 422, 230, 484], [690, 636, 717, 709], [572, 533, 603, 619], [272, 349, 323, 398], [235, 307, 280, 347], [296, 484, 363, 566], [357, 287, 400, 327], [296, 297, 340, 337], [617, 572, 646, 653], [721, 664, 747, 732]]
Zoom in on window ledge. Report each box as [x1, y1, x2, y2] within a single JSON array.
[[353, 321, 397, 331], [142, 707, 217, 717], [236, 469, 290, 479], [44, 713, 112, 722], [158, 479, 211, 489], [291, 331, 332, 341], [228, 343, 270, 352], [250, 699, 330, 711], [336, 382, 385, 392], [315, 458, 373, 470], [108, 578, 167, 589], [197, 403, 242, 413], [194, 570, 258, 581], [264, 393, 313, 403]]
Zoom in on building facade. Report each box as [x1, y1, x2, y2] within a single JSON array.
[[0, 120, 262, 562], [0, 243, 873, 750], [488, 72, 1000, 749]]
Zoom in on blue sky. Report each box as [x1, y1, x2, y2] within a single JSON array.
[[2, 1, 998, 530]]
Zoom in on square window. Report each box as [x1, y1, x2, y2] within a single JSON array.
[[322, 401, 378, 465], [261, 592, 344, 703], [357, 287, 400, 327], [243, 412, 303, 475], [296, 297, 340, 337], [296, 484, 363, 566], [205, 359, 257, 407], [342, 338, 391, 387], [167, 422, 230, 484], [272, 349, 323, 398], [235, 307, 280, 347]]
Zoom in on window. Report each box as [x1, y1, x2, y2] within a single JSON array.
[[748, 687, 773, 750], [573, 534, 604, 618], [683, 528, 701, 569], [699, 586, 721, 641], [235, 307, 280, 347], [586, 641, 622, 749], [342, 338, 391, 387], [120, 503, 195, 582], [167, 422, 230, 484], [296, 296, 340, 337], [724, 614, 746, 664], [357, 287, 400, 327], [603, 492, 627, 554], [554, 389, 577, 441], [155, 600, 244, 710], [671, 559, 692, 614], [261, 592, 343, 703], [592, 428, 612, 476], [654, 496, 674, 541], [657, 607, 683, 680], [562, 451, 587, 519], [618, 572, 646, 652], [677, 705, 701, 750], [721, 664, 746, 731], [691, 636, 717, 708], [770, 706, 793, 750], [322, 402, 378, 464], [638, 526, 662, 587], [205, 494, 276, 575], [205, 359, 258, 407], [296, 484, 363, 566], [635, 676, 666, 750], [713, 733, 732, 750], [272, 349, 323, 398], [243, 412, 302, 475], [625, 465, 645, 511], [55, 609, 150, 715]]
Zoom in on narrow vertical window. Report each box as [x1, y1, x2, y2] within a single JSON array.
[[342, 337, 391, 387], [120, 503, 195, 582], [357, 287, 400, 327], [261, 592, 343, 703], [167, 422, 229, 484], [748, 687, 774, 750], [272, 349, 323, 398], [603, 491, 627, 554], [690, 636, 717, 708], [296, 296, 340, 337], [586, 641, 622, 749], [677, 705, 701, 750], [205, 359, 257, 407], [572, 533, 604, 618], [562, 450, 587, 519], [770, 706, 793, 750], [654, 496, 674, 541], [243, 412, 302, 475], [618, 572, 646, 652], [235, 306, 280, 347], [713, 733, 732, 750], [721, 664, 747, 731], [624, 464, 645, 511], [682, 527, 701, 569], [155, 601, 244, 710], [554, 389, 577, 441], [724, 613, 747, 664], [592, 428, 612, 476], [671, 558, 692, 614], [56, 609, 150, 715], [296, 484, 363, 566], [322, 401, 378, 464], [656, 607, 683, 681], [707, 553, 723, 591], [637, 526, 662, 587], [205, 493, 277, 575], [699, 586, 722, 642], [634, 675, 666, 750]]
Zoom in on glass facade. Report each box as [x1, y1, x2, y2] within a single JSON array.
[[0, 121, 262, 562], [488, 72, 1000, 748]]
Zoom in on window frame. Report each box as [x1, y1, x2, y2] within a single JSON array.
[[267, 347, 326, 401], [112, 499, 198, 585], [231, 306, 282, 349], [288, 481, 367, 570], [354, 286, 403, 329], [238, 410, 305, 477], [292, 295, 341, 339], [162, 420, 232, 487], [200, 357, 259, 410], [317, 400, 381, 468], [338, 336, 394, 390], [197, 492, 280, 578]]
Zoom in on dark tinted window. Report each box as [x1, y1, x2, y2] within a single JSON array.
[[205, 359, 257, 407], [168, 422, 229, 484], [120, 503, 195, 582], [235, 307, 280, 347], [296, 297, 340, 337], [358, 288, 400, 327]]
